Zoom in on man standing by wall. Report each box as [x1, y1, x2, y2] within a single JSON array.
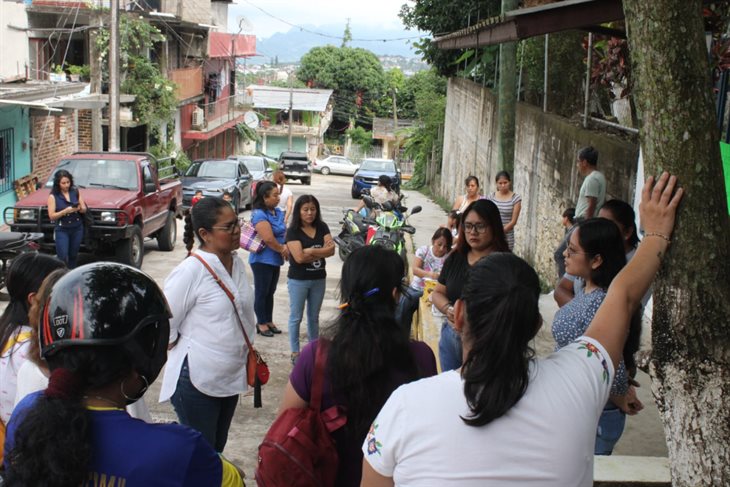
[[575, 146, 607, 220]]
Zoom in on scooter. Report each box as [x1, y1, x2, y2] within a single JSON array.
[[333, 208, 372, 261], [365, 198, 422, 264], [0, 231, 44, 295]]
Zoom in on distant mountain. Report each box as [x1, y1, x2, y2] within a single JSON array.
[[252, 24, 427, 64]]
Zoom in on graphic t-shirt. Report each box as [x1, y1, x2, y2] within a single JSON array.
[[5, 391, 229, 486], [286, 221, 331, 280], [363, 337, 614, 486], [410, 245, 447, 290]]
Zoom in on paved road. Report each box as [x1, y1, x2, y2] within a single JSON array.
[[9, 171, 666, 478]]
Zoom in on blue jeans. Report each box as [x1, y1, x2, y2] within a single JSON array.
[[595, 404, 626, 455], [251, 263, 280, 324], [439, 321, 463, 372], [287, 278, 326, 353], [55, 224, 84, 268], [171, 357, 238, 453]]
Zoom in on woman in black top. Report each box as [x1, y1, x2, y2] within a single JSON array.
[[431, 199, 509, 371], [285, 195, 335, 364]]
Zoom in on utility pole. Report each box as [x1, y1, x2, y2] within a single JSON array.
[[89, 9, 102, 151], [287, 74, 293, 150], [109, 0, 120, 151], [496, 0, 519, 174]]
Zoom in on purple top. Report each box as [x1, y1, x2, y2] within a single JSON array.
[[290, 339, 437, 487]]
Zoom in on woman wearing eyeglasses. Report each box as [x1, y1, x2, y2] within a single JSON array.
[[553, 217, 644, 455], [430, 200, 509, 371], [159, 197, 256, 453]]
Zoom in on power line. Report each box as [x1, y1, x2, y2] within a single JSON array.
[[240, 0, 427, 43]]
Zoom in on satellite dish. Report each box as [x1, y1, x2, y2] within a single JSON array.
[[244, 111, 259, 129], [236, 16, 254, 33]]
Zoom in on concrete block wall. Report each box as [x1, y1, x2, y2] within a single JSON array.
[[31, 112, 79, 183], [439, 78, 639, 284]]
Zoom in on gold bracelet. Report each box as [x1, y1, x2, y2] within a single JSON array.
[[644, 232, 671, 244]]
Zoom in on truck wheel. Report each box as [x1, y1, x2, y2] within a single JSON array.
[[302, 177, 311, 185], [157, 211, 176, 251], [116, 225, 144, 268]]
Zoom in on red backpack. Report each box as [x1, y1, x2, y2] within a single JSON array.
[[255, 340, 346, 486]]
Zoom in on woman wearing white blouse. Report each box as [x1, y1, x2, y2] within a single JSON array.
[[159, 197, 256, 453]]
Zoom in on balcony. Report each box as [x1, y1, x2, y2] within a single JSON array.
[[169, 67, 203, 103]]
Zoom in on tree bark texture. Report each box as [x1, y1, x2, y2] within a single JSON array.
[[623, 1, 730, 484]]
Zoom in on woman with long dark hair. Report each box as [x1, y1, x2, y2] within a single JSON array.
[[362, 173, 682, 485], [452, 175, 482, 214], [553, 217, 644, 455], [285, 195, 335, 364], [430, 199, 509, 371], [250, 180, 288, 337], [3, 263, 245, 486], [487, 170, 522, 250], [159, 196, 256, 453], [275, 245, 437, 486], [0, 253, 65, 434], [47, 169, 87, 268]]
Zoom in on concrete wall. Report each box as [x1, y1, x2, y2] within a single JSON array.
[[0, 106, 32, 217], [439, 78, 639, 283], [0, 1, 29, 80]]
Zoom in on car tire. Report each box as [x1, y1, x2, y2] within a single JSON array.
[[157, 211, 176, 251], [320, 167, 330, 176], [302, 177, 311, 185], [116, 225, 144, 268], [351, 188, 360, 199]]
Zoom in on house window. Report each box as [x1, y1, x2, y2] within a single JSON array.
[[0, 128, 15, 194]]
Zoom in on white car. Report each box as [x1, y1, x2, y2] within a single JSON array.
[[313, 156, 359, 176]]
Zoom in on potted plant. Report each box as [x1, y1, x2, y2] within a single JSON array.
[[67, 64, 90, 82], [49, 64, 67, 82]]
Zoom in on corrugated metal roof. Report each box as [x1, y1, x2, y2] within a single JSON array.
[[246, 85, 333, 112]]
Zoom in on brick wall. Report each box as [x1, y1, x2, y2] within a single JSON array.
[[31, 112, 79, 182], [78, 110, 92, 151], [438, 78, 639, 284]]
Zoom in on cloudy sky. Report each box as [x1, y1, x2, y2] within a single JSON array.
[[228, 0, 415, 39]]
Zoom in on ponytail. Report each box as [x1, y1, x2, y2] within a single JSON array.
[[183, 209, 194, 256], [459, 253, 541, 427], [4, 347, 133, 486]]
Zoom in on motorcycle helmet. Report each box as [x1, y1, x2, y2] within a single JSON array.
[[40, 262, 171, 386]]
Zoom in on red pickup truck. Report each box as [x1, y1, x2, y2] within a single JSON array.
[[4, 152, 183, 268]]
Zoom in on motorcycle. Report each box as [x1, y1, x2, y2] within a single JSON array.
[[0, 231, 44, 296], [334, 195, 421, 263]]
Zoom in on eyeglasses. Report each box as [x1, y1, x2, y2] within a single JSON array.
[[565, 246, 589, 257], [463, 222, 489, 234], [212, 221, 240, 234]]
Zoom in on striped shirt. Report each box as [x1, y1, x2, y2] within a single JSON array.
[[488, 192, 521, 250]]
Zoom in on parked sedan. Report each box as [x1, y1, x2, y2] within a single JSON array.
[[313, 155, 359, 176], [182, 159, 252, 211], [228, 155, 273, 199]]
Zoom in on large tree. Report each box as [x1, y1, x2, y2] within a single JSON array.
[[297, 45, 386, 130], [623, 1, 730, 484]]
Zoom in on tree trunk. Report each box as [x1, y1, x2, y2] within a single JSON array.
[[623, 1, 730, 484]]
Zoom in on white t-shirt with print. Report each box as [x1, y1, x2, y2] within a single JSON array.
[[363, 337, 614, 487]]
